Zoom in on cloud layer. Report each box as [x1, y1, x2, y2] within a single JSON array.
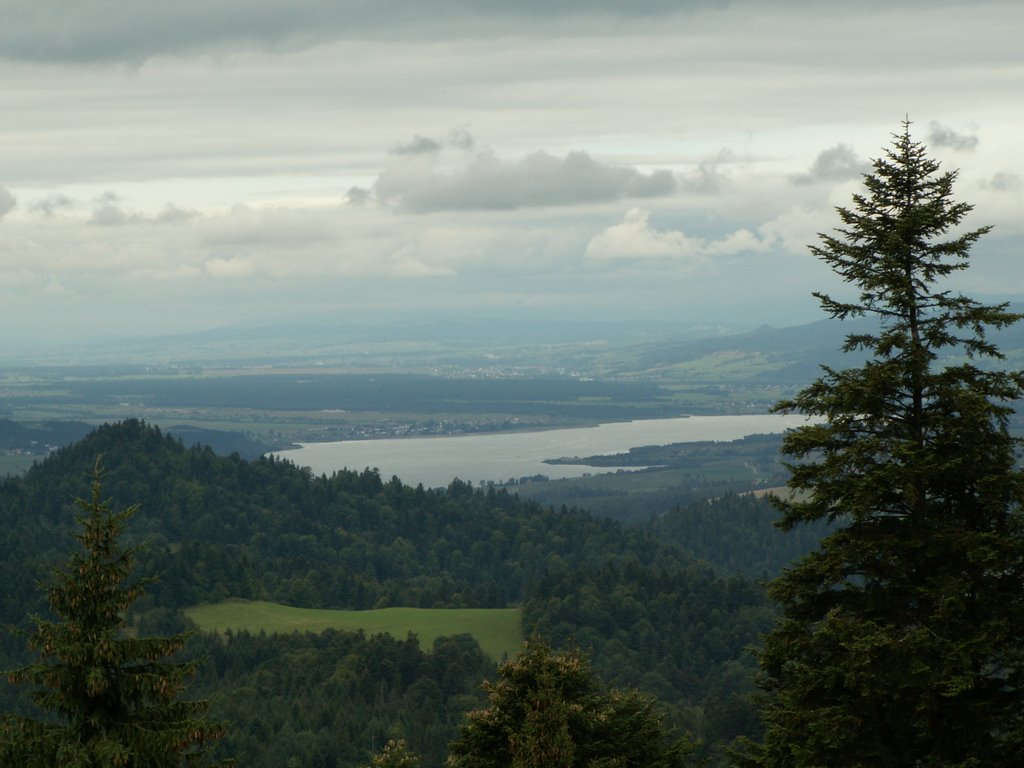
[[1, 0, 1022, 353], [0, 188, 15, 220], [0, 1, 738, 63], [928, 121, 979, 152], [374, 150, 677, 212], [792, 145, 869, 185]]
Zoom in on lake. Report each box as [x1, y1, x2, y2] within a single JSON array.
[[272, 414, 810, 488]]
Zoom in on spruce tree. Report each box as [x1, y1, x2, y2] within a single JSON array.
[[447, 639, 694, 768], [368, 739, 421, 768], [748, 122, 1024, 767], [0, 464, 224, 767]]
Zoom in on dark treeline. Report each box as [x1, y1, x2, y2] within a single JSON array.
[[189, 629, 495, 768], [0, 420, 823, 766], [650, 494, 830, 579]]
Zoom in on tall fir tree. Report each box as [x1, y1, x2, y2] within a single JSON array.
[[0, 463, 225, 767], [747, 122, 1024, 767]]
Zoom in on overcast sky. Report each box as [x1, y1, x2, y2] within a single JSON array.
[[2, 0, 1022, 353]]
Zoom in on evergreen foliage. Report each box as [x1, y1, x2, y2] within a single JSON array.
[[524, 554, 772, 754], [0, 464, 224, 767], [0, 420, 784, 765], [188, 629, 494, 768], [649, 493, 829, 578], [447, 640, 695, 768], [750, 122, 1024, 766], [369, 738, 422, 768]]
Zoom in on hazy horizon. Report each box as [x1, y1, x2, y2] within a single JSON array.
[[3, 1, 1022, 354]]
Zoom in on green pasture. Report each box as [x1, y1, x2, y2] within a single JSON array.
[[185, 600, 523, 662]]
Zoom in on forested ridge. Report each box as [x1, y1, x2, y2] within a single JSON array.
[[0, 419, 805, 766]]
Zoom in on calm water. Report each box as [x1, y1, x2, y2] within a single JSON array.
[[272, 414, 810, 489]]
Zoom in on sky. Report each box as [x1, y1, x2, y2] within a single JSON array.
[[2, 0, 1023, 354]]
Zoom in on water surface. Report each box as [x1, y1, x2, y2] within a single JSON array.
[[273, 414, 808, 488]]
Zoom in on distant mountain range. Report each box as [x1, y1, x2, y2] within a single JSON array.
[[616, 304, 1024, 383]]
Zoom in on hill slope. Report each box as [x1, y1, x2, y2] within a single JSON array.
[[0, 420, 791, 766]]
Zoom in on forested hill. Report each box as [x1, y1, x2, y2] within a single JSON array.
[[0, 420, 783, 766]]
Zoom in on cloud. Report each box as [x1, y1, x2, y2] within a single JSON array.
[[87, 194, 199, 226], [376, 150, 677, 212], [391, 134, 443, 156], [982, 171, 1021, 191], [792, 144, 868, 185], [447, 126, 475, 151], [0, 1, 715, 63], [346, 186, 372, 205], [88, 191, 129, 225], [928, 121, 978, 151], [680, 150, 733, 195], [585, 208, 704, 261], [156, 204, 201, 223], [391, 127, 476, 157], [0, 187, 15, 220], [90, 204, 133, 226], [30, 193, 74, 217], [585, 208, 778, 263], [199, 204, 340, 247]]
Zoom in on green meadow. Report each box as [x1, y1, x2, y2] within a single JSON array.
[[185, 600, 523, 662]]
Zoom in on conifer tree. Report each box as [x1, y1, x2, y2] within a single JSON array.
[[749, 122, 1024, 766], [0, 464, 225, 767], [447, 639, 694, 768], [368, 738, 421, 768]]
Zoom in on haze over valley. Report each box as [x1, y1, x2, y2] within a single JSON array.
[[3, 3, 1024, 767]]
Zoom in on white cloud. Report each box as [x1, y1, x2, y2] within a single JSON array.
[[0, 187, 16, 219], [585, 208, 782, 265], [792, 144, 869, 185], [585, 209, 705, 262], [90, 203, 134, 226], [2, 0, 1023, 350], [706, 227, 773, 256], [375, 149, 677, 212], [157, 204, 201, 223], [757, 206, 833, 254]]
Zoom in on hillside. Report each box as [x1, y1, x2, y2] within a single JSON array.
[[0, 419, 821, 766]]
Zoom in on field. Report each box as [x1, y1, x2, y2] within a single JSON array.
[[185, 599, 524, 662]]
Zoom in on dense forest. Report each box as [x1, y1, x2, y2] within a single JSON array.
[[0, 419, 821, 766]]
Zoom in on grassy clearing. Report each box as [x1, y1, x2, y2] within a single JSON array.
[[185, 600, 523, 662]]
